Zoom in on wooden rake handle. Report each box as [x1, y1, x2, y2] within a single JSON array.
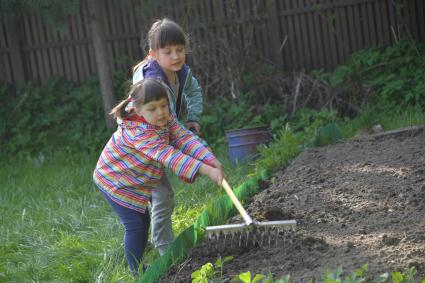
[[221, 179, 253, 226]]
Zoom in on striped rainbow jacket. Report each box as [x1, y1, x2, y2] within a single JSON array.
[[93, 115, 216, 213]]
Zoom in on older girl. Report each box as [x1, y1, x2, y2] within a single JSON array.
[[132, 18, 209, 256]]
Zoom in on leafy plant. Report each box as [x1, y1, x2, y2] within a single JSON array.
[[191, 262, 215, 283], [191, 256, 234, 283], [235, 271, 290, 283], [235, 271, 266, 283], [323, 264, 368, 283], [328, 41, 425, 110]]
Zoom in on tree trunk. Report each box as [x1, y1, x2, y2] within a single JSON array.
[[87, 0, 116, 129]]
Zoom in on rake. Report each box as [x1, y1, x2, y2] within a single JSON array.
[[205, 179, 296, 246]]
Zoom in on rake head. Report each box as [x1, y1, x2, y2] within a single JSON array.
[[205, 220, 296, 247], [206, 220, 296, 237]]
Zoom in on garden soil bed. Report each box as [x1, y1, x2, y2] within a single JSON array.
[[160, 126, 425, 282]]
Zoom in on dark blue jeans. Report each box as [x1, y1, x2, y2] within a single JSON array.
[[102, 192, 150, 276]]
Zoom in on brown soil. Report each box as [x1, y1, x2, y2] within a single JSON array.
[[160, 126, 425, 282]]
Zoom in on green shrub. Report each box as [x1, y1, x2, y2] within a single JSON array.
[[0, 78, 112, 159], [329, 41, 425, 110]]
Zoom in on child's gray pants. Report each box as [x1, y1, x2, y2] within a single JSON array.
[[151, 174, 175, 255]]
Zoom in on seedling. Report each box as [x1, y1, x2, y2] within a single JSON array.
[[191, 256, 234, 283]]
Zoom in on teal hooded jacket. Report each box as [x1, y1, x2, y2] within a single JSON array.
[[133, 59, 203, 124]]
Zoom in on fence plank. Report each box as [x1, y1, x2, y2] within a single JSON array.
[[1, 19, 13, 84], [255, 0, 266, 58], [330, 1, 341, 68], [418, 0, 425, 41], [379, 0, 391, 44], [299, 0, 312, 69], [287, 0, 300, 70], [128, 1, 139, 68], [278, 0, 290, 70], [346, 1, 357, 52], [342, 4, 353, 58], [44, 25, 58, 77], [38, 15, 53, 81], [30, 13, 45, 82], [121, 1, 131, 61], [368, 0, 378, 46], [5, 17, 26, 85], [79, 1, 92, 76], [64, 20, 79, 83], [73, 4, 90, 81], [360, 1, 372, 48], [303, 0, 316, 69], [311, 1, 325, 70], [104, 0, 117, 70], [22, 13, 37, 82], [67, 13, 80, 83], [210, 0, 225, 74], [319, 0, 335, 70], [373, 0, 385, 45], [353, 2, 364, 50], [39, 15, 54, 81]]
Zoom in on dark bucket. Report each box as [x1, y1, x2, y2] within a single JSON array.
[[225, 126, 271, 165]]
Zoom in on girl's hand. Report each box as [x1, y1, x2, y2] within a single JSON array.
[[209, 159, 225, 180], [186, 121, 200, 134], [210, 159, 223, 170], [199, 164, 224, 186]]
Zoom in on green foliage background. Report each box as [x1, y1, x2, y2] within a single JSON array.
[[1, 41, 424, 159]]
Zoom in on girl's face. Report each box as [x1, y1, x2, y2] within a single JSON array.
[[150, 44, 186, 75], [136, 98, 170, 127]]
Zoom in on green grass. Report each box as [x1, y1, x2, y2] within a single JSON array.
[[0, 151, 128, 281], [0, 145, 250, 282]]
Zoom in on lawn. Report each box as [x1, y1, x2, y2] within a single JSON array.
[[0, 146, 250, 282]]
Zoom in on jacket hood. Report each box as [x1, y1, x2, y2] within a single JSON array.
[[137, 59, 189, 89]]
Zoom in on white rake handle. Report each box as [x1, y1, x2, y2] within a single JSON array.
[[221, 179, 253, 226]]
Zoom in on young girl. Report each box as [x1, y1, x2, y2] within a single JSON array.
[[93, 79, 224, 276], [132, 18, 210, 256], [133, 18, 202, 133]]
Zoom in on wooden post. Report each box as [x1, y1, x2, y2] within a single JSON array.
[[87, 0, 116, 130], [6, 14, 26, 86]]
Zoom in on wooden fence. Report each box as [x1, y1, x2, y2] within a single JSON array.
[[0, 0, 424, 87]]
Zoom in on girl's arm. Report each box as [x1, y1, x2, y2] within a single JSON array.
[[183, 71, 203, 124], [168, 116, 217, 164], [133, 130, 204, 183], [199, 163, 224, 186]]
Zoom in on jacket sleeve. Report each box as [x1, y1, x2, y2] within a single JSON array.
[[132, 129, 203, 183], [184, 72, 203, 123], [168, 116, 216, 164]]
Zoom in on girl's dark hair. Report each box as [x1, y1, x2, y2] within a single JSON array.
[[110, 79, 169, 119], [133, 18, 187, 72], [146, 18, 187, 50]]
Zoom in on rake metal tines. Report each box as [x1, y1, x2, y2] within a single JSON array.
[[205, 220, 296, 248]]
